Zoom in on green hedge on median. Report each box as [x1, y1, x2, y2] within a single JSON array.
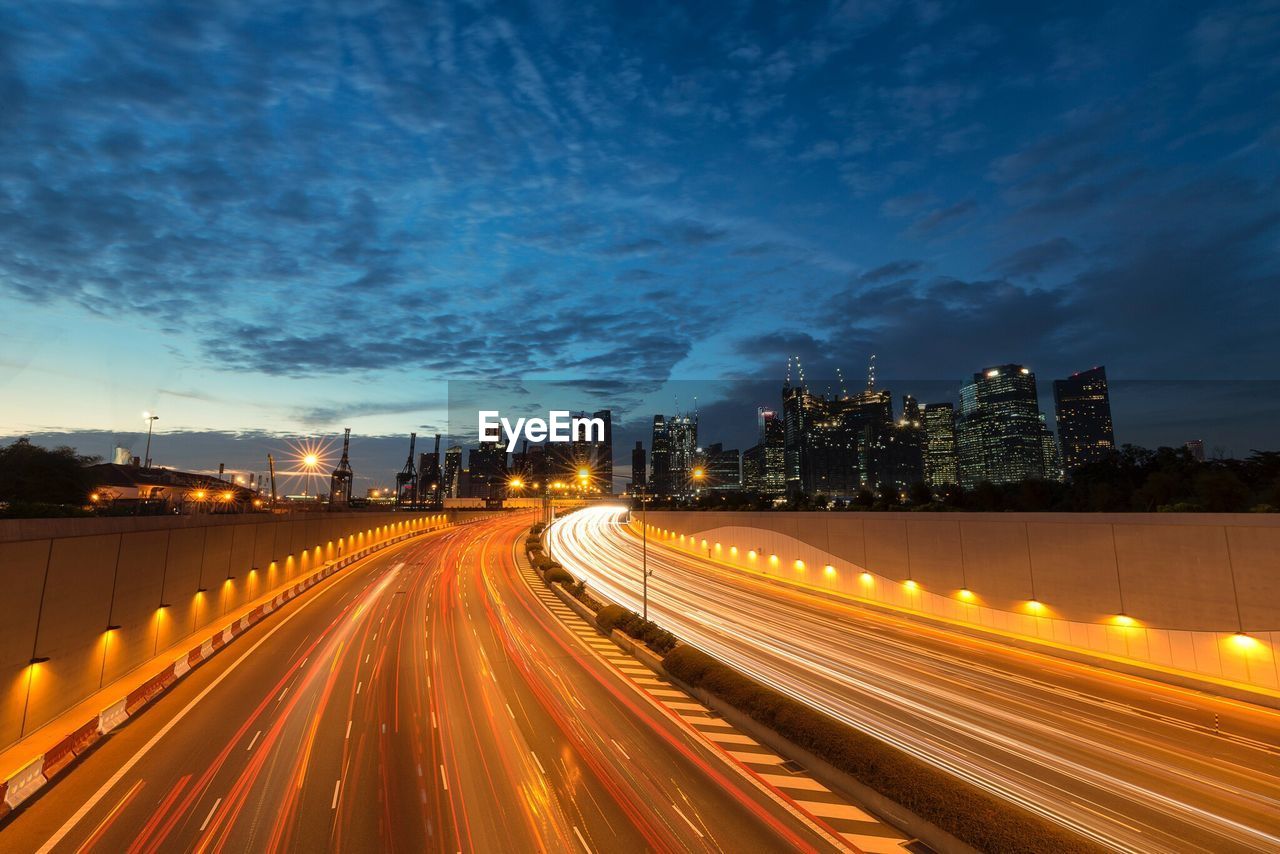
[[545, 566, 575, 585], [596, 604, 679, 655], [663, 645, 1101, 854]]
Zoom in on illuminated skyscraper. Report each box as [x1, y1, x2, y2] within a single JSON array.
[[443, 445, 462, 498], [650, 415, 671, 495], [956, 364, 1048, 488], [923, 403, 958, 487], [743, 407, 785, 495], [1052, 366, 1115, 475], [650, 412, 697, 496], [703, 443, 741, 491]]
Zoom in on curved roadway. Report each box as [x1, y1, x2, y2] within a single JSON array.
[[1, 512, 846, 853], [546, 505, 1280, 853]]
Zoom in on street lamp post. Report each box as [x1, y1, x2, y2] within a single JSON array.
[[142, 412, 159, 468], [634, 484, 654, 621]]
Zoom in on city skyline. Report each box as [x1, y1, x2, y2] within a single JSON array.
[[2, 4, 1278, 851], [2, 1, 1277, 456], [8, 365, 1276, 493]]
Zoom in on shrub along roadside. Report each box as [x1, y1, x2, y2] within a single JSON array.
[[663, 646, 1101, 854], [545, 566, 574, 585], [596, 604, 679, 656], [524, 531, 602, 611]]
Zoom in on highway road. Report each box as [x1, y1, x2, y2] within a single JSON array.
[[1, 513, 848, 853], [546, 505, 1280, 853]]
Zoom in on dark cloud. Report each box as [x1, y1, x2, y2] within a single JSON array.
[[1, 0, 1277, 456], [858, 259, 924, 283], [989, 238, 1080, 278], [908, 199, 976, 236]]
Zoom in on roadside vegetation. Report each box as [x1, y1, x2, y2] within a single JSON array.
[[595, 604, 679, 655], [664, 645, 1102, 854]]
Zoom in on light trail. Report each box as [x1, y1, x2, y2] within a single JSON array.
[[547, 505, 1280, 853]]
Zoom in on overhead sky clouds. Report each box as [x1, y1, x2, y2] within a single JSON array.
[[1, 1, 1278, 476]]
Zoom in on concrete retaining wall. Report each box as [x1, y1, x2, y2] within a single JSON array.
[[636, 511, 1280, 693], [0, 510, 487, 748]]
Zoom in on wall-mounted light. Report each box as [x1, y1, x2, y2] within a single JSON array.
[[957, 589, 974, 601], [1232, 631, 1259, 650], [860, 572, 873, 583], [904, 579, 918, 591]]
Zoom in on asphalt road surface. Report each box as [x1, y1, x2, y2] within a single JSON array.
[[546, 505, 1280, 853], [1, 512, 848, 853]]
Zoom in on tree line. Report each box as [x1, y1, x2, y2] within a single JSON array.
[[653, 446, 1280, 513]]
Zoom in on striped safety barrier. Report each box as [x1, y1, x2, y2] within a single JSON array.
[[0, 521, 457, 821]]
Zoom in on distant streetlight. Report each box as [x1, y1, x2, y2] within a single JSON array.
[[142, 412, 159, 468]]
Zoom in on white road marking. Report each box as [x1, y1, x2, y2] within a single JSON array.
[[331, 779, 341, 809], [199, 797, 222, 832], [34, 562, 358, 854], [673, 805, 704, 837], [246, 730, 261, 751]]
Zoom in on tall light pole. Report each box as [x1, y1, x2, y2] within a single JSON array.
[[634, 483, 654, 621], [142, 412, 159, 468]]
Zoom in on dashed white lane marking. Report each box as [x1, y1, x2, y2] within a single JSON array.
[[199, 797, 222, 831]]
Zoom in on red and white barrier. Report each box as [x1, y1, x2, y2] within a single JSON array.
[[0, 522, 449, 823]]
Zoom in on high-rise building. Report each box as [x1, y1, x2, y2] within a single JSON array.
[[1053, 366, 1115, 475], [923, 403, 958, 487], [668, 414, 697, 495], [631, 441, 646, 489], [781, 380, 812, 494], [649, 412, 697, 496], [1186, 439, 1205, 462], [442, 445, 462, 498], [753, 408, 785, 495], [467, 442, 507, 499], [868, 401, 925, 490], [418, 444, 442, 505], [742, 444, 764, 492], [703, 443, 741, 491], [956, 364, 1049, 488], [782, 362, 901, 498], [650, 415, 671, 495], [1040, 417, 1065, 483], [902, 394, 922, 424]]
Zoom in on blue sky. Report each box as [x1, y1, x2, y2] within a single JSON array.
[[1, 1, 1278, 483]]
